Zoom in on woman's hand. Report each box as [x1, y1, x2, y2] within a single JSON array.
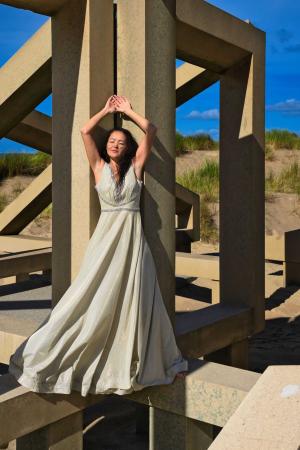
[[103, 95, 118, 114], [113, 95, 132, 114]]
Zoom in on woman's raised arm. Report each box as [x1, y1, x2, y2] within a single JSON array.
[[80, 96, 116, 172]]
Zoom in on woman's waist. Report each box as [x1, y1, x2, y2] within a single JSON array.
[[100, 206, 140, 212], [99, 196, 140, 211]]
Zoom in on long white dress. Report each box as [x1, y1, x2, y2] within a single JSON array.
[[8, 160, 188, 397]]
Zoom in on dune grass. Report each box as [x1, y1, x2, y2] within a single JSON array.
[[266, 162, 300, 195], [176, 132, 218, 155], [266, 129, 300, 150], [0, 152, 51, 181], [199, 200, 218, 244], [176, 160, 219, 243], [176, 159, 219, 202], [177, 158, 300, 242], [176, 129, 300, 158], [1, 129, 299, 178]]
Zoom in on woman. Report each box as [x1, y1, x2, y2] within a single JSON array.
[[8, 95, 188, 397]]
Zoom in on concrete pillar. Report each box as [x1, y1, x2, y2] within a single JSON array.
[[117, 1, 176, 444], [205, 339, 249, 370], [219, 47, 265, 333], [117, 0, 176, 322], [16, 411, 83, 450], [51, 0, 114, 306], [149, 408, 214, 450]]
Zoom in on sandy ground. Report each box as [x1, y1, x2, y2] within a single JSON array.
[[175, 148, 300, 177], [176, 148, 300, 236]]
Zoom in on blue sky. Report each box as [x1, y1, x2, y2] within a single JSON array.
[[0, 1, 299, 153]]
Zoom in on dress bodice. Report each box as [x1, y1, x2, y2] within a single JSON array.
[[94, 161, 143, 212]]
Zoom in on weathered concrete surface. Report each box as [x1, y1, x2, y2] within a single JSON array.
[[220, 52, 265, 333], [7, 111, 52, 155], [176, 0, 264, 71], [117, 0, 176, 322], [51, 0, 114, 306], [0, 20, 51, 137], [210, 365, 300, 449], [0, 236, 51, 253], [176, 63, 219, 107], [175, 183, 200, 243], [1, 387, 148, 450], [128, 359, 259, 428], [0, 359, 259, 445]]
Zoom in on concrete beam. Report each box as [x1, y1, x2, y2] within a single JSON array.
[[175, 183, 200, 242], [51, 0, 114, 306], [176, 0, 264, 72], [210, 365, 300, 449], [176, 304, 252, 357], [0, 235, 51, 253], [0, 374, 106, 445], [0, 164, 52, 234], [0, 248, 51, 278], [176, 63, 219, 107], [0, 360, 259, 445], [1, 0, 69, 15], [0, 20, 52, 137], [7, 110, 52, 154], [129, 360, 260, 428]]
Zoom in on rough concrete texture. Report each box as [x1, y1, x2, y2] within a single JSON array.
[[51, 0, 114, 305], [210, 365, 300, 449]]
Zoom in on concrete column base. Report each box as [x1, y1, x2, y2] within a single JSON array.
[[16, 273, 30, 283], [205, 339, 248, 370], [16, 411, 83, 450], [149, 407, 214, 450], [135, 404, 149, 434]]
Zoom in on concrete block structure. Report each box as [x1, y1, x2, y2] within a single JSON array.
[[0, 1, 270, 449]]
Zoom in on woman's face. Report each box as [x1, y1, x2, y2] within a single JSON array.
[[106, 131, 128, 161]]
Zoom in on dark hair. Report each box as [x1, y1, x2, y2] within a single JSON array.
[[99, 127, 138, 187]]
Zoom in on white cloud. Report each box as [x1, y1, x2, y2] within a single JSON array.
[[266, 98, 300, 115], [185, 108, 220, 120]]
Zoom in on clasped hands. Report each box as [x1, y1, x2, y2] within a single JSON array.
[[104, 95, 132, 115]]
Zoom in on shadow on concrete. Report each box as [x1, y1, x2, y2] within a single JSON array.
[[249, 315, 300, 373], [265, 285, 300, 310], [0, 274, 51, 298]]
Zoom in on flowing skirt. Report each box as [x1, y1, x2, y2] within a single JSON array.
[[9, 211, 188, 397]]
